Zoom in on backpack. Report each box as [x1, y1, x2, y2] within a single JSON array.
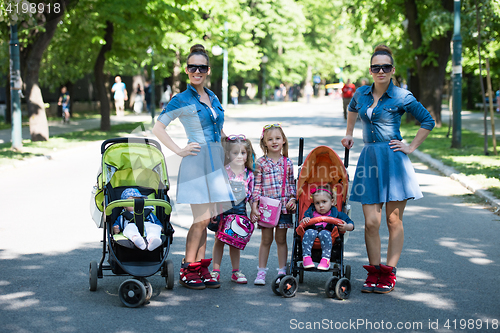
[[216, 214, 254, 250]]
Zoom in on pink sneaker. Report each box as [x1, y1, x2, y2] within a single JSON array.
[[317, 258, 330, 270], [302, 256, 314, 269]]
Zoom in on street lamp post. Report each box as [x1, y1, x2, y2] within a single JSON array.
[[212, 22, 229, 109], [222, 21, 228, 109], [10, 24, 22, 150], [451, 0, 462, 148], [147, 47, 155, 124], [261, 55, 268, 104]]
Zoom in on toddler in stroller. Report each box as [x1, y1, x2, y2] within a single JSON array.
[[113, 188, 163, 251], [274, 144, 353, 299], [297, 185, 354, 270]]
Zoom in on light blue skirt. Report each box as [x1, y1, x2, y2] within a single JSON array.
[[349, 142, 423, 204], [176, 142, 235, 204]]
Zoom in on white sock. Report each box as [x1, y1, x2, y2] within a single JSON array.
[[131, 236, 146, 250], [277, 266, 286, 275], [147, 237, 162, 251]]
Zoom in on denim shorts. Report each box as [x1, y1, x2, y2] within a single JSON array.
[[258, 213, 293, 229]]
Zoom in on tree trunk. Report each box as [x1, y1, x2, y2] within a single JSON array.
[[404, 0, 453, 127], [22, 2, 68, 141], [5, 73, 11, 124], [93, 21, 114, 131], [172, 50, 182, 96]]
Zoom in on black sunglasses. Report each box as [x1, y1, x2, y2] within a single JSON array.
[[187, 64, 209, 73], [370, 64, 393, 73]]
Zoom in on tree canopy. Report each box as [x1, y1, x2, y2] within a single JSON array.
[[1, 0, 500, 130]]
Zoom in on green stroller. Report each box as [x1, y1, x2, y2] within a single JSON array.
[[89, 137, 175, 307]]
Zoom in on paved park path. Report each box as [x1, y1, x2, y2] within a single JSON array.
[[1, 99, 499, 333]]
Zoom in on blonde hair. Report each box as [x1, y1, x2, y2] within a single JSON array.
[[260, 126, 289, 157], [223, 137, 254, 171]]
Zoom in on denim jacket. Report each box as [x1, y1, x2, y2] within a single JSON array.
[[157, 84, 224, 143], [348, 81, 435, 143], [304, 205, 354, 231]]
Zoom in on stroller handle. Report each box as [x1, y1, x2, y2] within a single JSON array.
[[101, 137, 162, 154], [344, 147, 349, 169], [298, 137, 304, 166], [105, 199, 172, 215]]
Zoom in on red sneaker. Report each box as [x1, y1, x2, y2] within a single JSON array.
[[361, 265, 380, 293], [374, 264, 396, 294], [179, 261, 205, 290], [199, 259, 221, 289]]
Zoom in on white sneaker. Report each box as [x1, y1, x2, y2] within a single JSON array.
[[254, 268, 268, 285]]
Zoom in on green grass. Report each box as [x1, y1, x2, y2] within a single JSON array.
[[0, 110, 102, 131], [401, 122, 500, 198], [0, 122, 147, 167]]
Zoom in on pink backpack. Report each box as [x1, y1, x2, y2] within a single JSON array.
[[216, 214, 254, 250]]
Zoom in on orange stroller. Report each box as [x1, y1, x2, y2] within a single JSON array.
[[272, 139, 352, 299]]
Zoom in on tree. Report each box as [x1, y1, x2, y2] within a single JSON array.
[[350, 0, 455, 127], [1, 0, 74, 141]]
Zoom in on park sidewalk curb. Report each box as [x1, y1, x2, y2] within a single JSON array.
[[412, 148, 500, 212]]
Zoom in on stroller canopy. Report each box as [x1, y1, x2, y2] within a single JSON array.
[[297, 146, 348, 219]]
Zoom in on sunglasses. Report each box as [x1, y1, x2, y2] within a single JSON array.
[[261, 123, 281, 138], [263, 123, 281, 130], [187, 64, 209, 73], [226, 134, 246, 141], [370, 64, 393, 73]]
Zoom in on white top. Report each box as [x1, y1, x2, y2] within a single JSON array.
[[367, 107, 374, 119], [209, 107, 218, 119]]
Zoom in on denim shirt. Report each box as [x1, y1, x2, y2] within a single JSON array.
[[157, 84, 224, 143], [348, 81, 435, 143]]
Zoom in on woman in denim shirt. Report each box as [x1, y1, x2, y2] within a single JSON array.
[[153, 44, 233, 290], [341, 45, 435, 295]]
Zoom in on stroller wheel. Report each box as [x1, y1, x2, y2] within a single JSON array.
[[325, 276, 339, 298], [119, 279, 147, 307], [89, 261, 98, 291], [272, 274, 286, 296], [344, 265, 351, 280], [299, 264, 304, 284], [164, 260, 174, 290], [335, 277, 351, 300], [279, 276, 298, 298]]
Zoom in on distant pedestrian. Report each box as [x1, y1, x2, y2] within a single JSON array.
[[111, 75, 128, 117], [341, 79, 356, 120], [144, 81, 152, 113], [58, 86, 70, 123], [304, 82, 313, 103], [341, 44, 435, 294], [159, 85, 172, 110], [230, 85, 239, 106], [133, 84, 144, 113], [280, 83, 287, 101]]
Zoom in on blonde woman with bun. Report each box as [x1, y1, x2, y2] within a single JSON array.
[[153, 44, 233, 290], [341, 44, 435, 294]]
